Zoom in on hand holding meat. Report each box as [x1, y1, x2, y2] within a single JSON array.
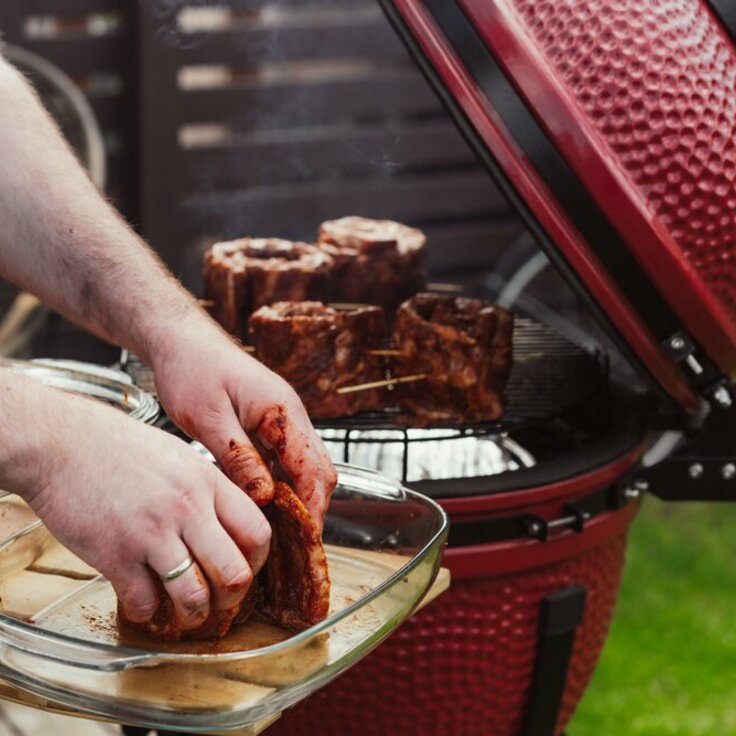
[[150, 317, 337, 530], [0, 55, 335, 641], [0, 369, 271, 636]]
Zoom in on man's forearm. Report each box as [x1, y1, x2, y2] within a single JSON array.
[[0, 56, 210, 364], [0, 369, 71, 498]]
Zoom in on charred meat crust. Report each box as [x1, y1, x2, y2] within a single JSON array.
[[317, 216, 427, 317], [392, 293, 514, 425], [259, 482, 331, 632], [203, 238, 333, 338], [249, 301, 386, 418]]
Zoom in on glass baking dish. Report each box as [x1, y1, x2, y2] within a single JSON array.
[[0, 464, 447, 732], [0, 358, 160, 424]]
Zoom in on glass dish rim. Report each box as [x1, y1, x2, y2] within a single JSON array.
[[0, 463, 448, 666], [0, 357, 160, 424]]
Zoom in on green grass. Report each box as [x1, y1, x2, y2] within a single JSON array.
[[569, 498, 736, 735]]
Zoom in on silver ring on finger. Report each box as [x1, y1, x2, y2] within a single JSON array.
[[160, 555, 195, 583]]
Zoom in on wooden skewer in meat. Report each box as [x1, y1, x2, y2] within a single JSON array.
[[336, 373, 427, 395], [241, 345, 398, 358]]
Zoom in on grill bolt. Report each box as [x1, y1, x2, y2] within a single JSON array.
[[669, 336, 686, 352], [688, 463, 704, 480], [713, 386, 733, 409], [623, 481, 648, 500], [526, 520, 543, 538], [722, 464, 736, 481]]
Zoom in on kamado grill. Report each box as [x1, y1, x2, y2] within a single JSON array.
[[0, 2, 734, 735], [262, 1, 736, 735]]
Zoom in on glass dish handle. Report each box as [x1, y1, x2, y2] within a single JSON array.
[[0, 618, 155, 672]]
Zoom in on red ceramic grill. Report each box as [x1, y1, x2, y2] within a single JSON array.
[[268, 1, 736, 734]]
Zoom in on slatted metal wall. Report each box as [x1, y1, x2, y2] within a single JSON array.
[[138, 1, 523, 291], [0, 1, 524, 296], [0, 0, 138, 222]]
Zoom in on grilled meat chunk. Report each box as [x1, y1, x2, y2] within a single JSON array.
[[203, 238, 333, 338], [392, 293, 514, 425], [318, 216, 427, 316], [258, 481, 331, 631], [249, 301, 386, 418]]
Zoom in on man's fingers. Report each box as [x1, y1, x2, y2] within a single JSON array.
[[146, 537, 210, 630], [255, 403, 327, 524], [113, 563, 160, 624], [214, 478, 272, 576], [220, 437, 274, 507], [182, 517, 254, 612], [185, 399, 275, 506]]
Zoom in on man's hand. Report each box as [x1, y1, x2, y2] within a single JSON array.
[[1, 370, 272, 632], [151, 316, 337, 531], [0, 52, 335, 630]]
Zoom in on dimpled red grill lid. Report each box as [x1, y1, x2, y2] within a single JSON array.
[[379, 0, 736, 413]]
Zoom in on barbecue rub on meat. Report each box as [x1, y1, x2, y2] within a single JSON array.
[[204, 238, 333, 338], [258, 482, 331, 631], [118, 444, 332, 640], [318, 216, 427, 315], [392, 293, 514, 425], [249, 301, 386, 418]]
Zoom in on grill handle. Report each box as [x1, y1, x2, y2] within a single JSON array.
[[0, 618, 156, 672]]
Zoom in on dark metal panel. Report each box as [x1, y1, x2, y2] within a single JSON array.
[[182, 119, 478, 190], [138, 0, 518, 288], [175, 17, 406, 66], [21, 34, 129, 77], [425, 218, 525, 272], [21, 0, 127, 15], [177, 72, 442, 127], [181, 170, 508, 237]]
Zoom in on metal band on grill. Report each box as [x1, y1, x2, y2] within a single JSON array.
[[446, 480, 641, 547]]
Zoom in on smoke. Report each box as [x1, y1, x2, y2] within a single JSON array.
[[150, 0, 221, 50]]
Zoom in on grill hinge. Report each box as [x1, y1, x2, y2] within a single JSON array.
[[643, 398, 736, 501], [662, 331, 732, 407]]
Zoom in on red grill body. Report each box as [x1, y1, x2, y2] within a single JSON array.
[[267, 2, 736, 733], [268, 429, 644, 736], [270, 529, 629, 736]]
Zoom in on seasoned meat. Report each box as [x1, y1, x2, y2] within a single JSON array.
[[119, 445, 332, 641], [203, 238, 333, 339], [392, 293, 514, 425], [318, 216, 427, 316], [249, 301, 386, 418], [258, 482, 331, 631]]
